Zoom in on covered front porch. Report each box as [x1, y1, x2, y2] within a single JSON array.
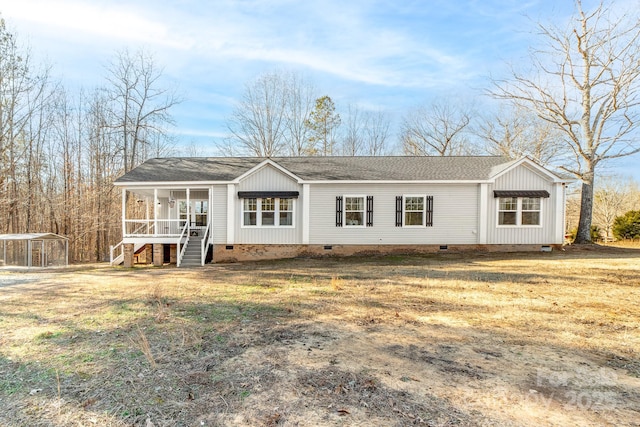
[[111, 186, 214, 267]]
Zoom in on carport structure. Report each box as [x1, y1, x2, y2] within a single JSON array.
[[0, 233, 69, 268]]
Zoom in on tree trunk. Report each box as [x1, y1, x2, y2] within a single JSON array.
[[575, 169, 595, 244]]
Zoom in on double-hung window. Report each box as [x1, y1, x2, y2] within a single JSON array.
[[498, 197, 541, 226], [242, 197, 295, 227], [395, 195, 433, 227], [521, 197, 541, 225], [243, 198, 258, 226], [345, 196, 365, 226], [279, 198, 293, 226], [336, 195, 374, 227], [404, 196, 425, 226]]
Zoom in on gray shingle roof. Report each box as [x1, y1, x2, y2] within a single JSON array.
[[115, 156, 515, 183]]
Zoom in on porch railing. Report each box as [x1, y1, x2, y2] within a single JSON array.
[[201, 221, 213, 266], [110, 241, 123, 266], [176, 222, 189, 267], [124, 219, 185, 236]]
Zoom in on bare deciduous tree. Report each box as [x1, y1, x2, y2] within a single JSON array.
[[226, 70, 317, 157], [401, 100, 473, 156], [283, 72, 316, 156], [0, 17, 51, 234], [477, 106, 564, 165], [593, 176, 638, 241], [341, 104, 364, 156], [342, 105, 391, 156], [106, 48, 179, 172], [489, 1, 640, 243], [227, 71, 289, 157]]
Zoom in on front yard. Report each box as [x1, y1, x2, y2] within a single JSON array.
[[0, 247, 639, 426]]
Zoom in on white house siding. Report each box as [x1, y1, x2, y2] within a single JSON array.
[[308, 183, 479, 245], [211, 185, 227, 244], [235, 164, 302, 244], [487, 164, 558, 244]]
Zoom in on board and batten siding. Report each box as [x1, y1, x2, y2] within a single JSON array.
[[234, 164, 303, 244], [487, 164, 559, 244], [211, 185, 227, 244], [308, 183, 480, 245]]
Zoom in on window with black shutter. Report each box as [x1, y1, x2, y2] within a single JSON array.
[[336, 196, 343, 227], [397, 195, 433, 227], [396, 196, 403, 227], [366, 196, 374, 227], [426, 196, 434, 227]]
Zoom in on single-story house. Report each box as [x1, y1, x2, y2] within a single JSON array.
[[111, 156, 571, 266]]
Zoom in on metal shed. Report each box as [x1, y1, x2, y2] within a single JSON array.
[[0, 233, 69, 268]]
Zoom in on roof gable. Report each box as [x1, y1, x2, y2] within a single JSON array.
[[235, 159, 303, 183], [488, 158, 566, 183]]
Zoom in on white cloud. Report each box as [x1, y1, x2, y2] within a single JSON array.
[[2, 0, 192, 49]]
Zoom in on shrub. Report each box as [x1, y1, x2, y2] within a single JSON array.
[[612, 210, 640, 240], [568, 225, 602, 243]]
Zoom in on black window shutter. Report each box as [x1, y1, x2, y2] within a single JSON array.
[[395, 196, 403, 227], [426, 196, 434, 227], [336, 196, 343, 227], [366, 196, 374, 227]]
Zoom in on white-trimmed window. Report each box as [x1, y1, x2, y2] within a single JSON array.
[[498, 197, 541, 226], [521, 197, 541, 225], [394, 195, 434, 227], [279, 198, 293, 226], [404, 196, 425, 226], [261, 198, 275, 226], [242, 197, 295, 227], [498, 197, 517, 225], [243, 198, 258, 226], [345, 196, 365, 226]]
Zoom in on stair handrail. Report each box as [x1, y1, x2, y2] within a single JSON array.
[[201, 221, 212, 266], [110, 241, 123, 266], [176, 222, 189, 267]]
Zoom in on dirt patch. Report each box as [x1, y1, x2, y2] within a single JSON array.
[[0, 248, 639, 426]]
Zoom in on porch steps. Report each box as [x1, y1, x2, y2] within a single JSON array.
[[179, 235, 203, 267]]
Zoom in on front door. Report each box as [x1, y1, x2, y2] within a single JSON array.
[[178, 200, 208, 231]]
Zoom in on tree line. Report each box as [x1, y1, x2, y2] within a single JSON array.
[[1, 0, 639, 262], [0, 17, 178, 261]]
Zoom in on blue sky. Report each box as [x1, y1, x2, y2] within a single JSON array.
[[1, 0, 638, 181]]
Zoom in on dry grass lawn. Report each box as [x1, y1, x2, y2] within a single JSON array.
[[0, 246, 639, 426]]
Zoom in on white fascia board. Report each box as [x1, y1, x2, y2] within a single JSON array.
[[117, 178, 494, 187], [489, 158, 566, 183], [233, 159, 303, 184], [300, 179, 492, 185], [114, 181, 228, 188]]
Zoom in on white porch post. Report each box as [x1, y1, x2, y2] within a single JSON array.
[[27, 240, 32, 267], [154, 188, 158, 236], [302, 184, 310, 244], [186, 188, 191, 233], [122, 188, 127, 237], [478, 184, 488, 244], [41, 240, 45, 267], [227, 184, 235, 244], [209, 186, 213, 229], [555, 183, 565, 244]]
